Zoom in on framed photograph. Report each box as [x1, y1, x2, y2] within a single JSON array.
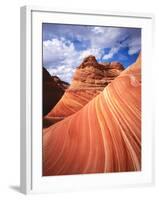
[[20, 6, 154, 194]]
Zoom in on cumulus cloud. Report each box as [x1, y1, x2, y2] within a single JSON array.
[[79, 48, 104, 60], [43, 24, 141, 53], [43, 38, 78, 67], [128, 37, 141, 55], [43, 37, 105, 82], [90, 27, 124, 49], [43, 24, 141, 82], [43, 38, 80, 82], [102, 47, 119, 60], [47, 67, 75, 83]]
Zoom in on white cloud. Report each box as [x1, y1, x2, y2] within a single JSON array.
[[79, 48, 103, 60], [90, 27, 141, 57], [90, 27, 125, 49], [44, 25, 141, 56], [43, 38, 80, 82], [47, 67, 74, 83], [43, 38, 78, 67], [43, 26, 141, 82], [92, 27, 105, 34], [43, 38, 104, 82], [128, 46, 141, 55], [102, 47, 119, 60], [128, 37, 141, 55]]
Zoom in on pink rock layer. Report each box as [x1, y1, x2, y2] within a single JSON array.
[[43, 54, 141, 176]]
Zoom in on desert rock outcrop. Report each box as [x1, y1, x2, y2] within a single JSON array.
[[47, 56, 124, 120]]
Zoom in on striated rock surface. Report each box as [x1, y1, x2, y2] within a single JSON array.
[[43, 67, 69, 116], [43, 54, 141, 176], [46, 56, 124, 121]]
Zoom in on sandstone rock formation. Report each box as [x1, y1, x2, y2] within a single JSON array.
[[43, 54, 141, 176], [43, 67, 69, 116], [46, 56, 124, 123]]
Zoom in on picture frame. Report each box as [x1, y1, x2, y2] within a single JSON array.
[[20, 5, 154, 194]]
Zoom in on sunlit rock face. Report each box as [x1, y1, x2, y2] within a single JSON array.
[[43, 54, 141, 176], [45, 56, 124, 125]]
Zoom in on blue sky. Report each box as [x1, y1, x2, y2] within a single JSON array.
[[43, 23, 141, 83]]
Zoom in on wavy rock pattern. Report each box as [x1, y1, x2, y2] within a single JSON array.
[[46, 56, 124, 122], [43, 55, 141, 176]]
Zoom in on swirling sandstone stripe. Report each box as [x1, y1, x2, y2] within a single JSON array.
[[43, 55, 141, 176]]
